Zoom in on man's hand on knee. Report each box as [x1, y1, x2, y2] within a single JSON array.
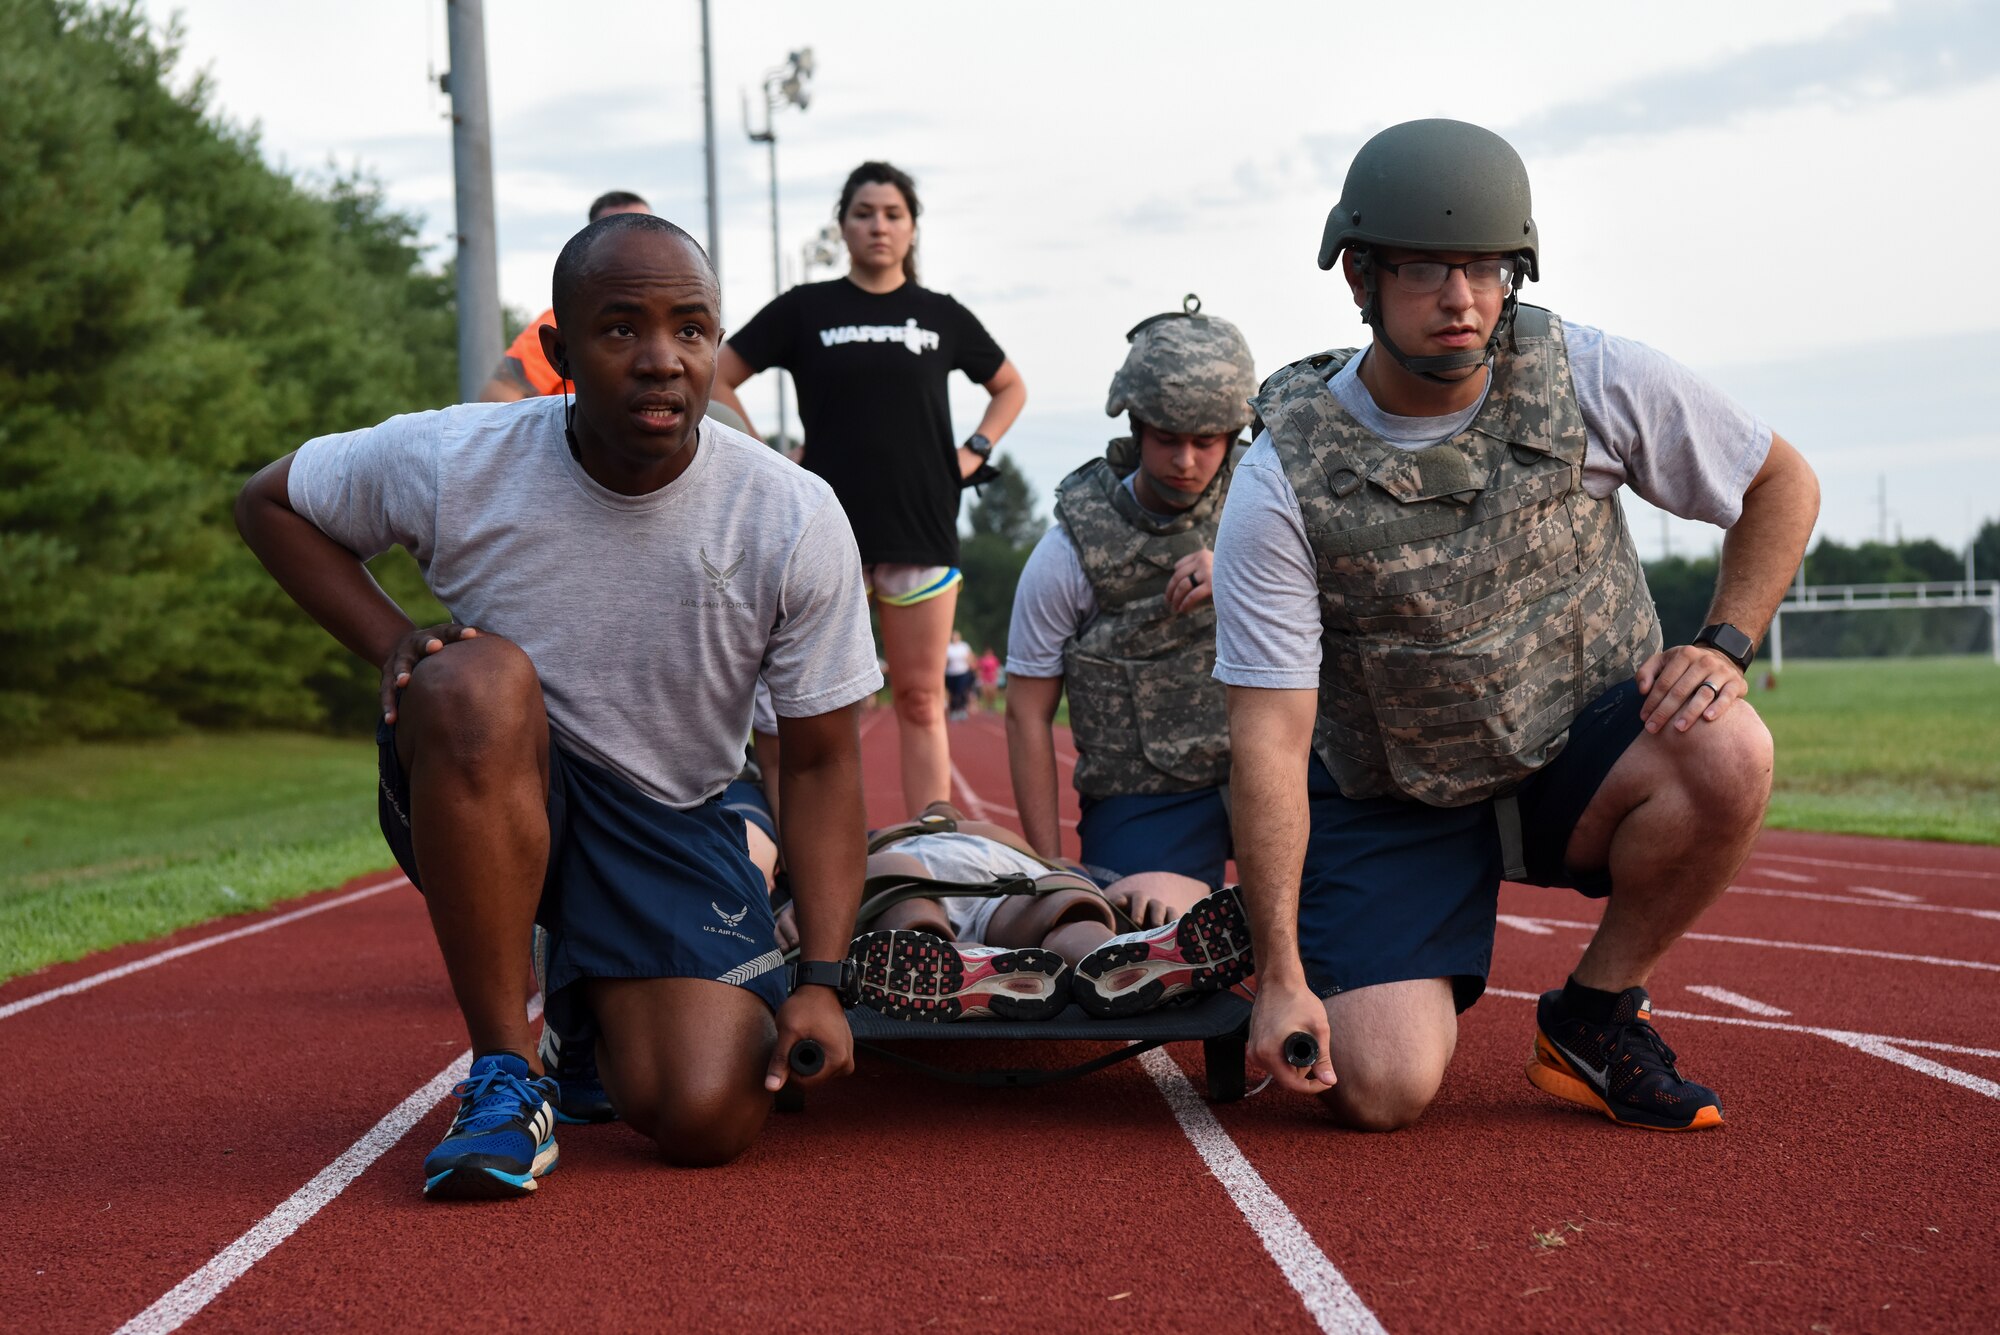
[[381, 622, 483, 723], [1635, 645, 1744, 736]]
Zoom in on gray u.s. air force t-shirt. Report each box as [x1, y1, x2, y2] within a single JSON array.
[[1213, 323, 1772, 689], [288, 395, 882, 807]]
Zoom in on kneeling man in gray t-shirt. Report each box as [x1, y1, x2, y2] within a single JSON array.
[[237, 214, 881, 1200]]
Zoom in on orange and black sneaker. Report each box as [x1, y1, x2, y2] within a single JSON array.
[[1527, 984, 1724, 1131]]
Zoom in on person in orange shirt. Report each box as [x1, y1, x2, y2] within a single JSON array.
[[478, 191, 653, 402]]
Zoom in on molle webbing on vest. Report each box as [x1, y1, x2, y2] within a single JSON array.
[[1053, 443, 1235, 799], [1253, 307, 1661, 807]]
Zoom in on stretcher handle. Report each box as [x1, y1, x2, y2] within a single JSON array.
[[788, 1037, 826, 1078]]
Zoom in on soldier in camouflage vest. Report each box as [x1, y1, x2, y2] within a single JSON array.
[[1005, 297, 1256, 905], [1215, 120, 1819, 1134]]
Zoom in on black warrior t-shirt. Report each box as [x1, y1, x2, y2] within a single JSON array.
[[726, 278, 1005, 567]]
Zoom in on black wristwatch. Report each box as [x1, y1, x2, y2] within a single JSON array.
[[963, 432, 994, 459], [791, 958, 860, 1007], [1693, 622, 1755, 671]]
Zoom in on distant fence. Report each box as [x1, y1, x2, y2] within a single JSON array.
[[1770, 581, 1999, 670]]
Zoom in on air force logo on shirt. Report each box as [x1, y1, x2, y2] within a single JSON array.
[[681, 546, 753, 611], [817, 319, 941, 356]]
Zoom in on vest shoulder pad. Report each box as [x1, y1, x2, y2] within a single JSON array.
[[1512, 303, 1554, 341], [1261, 347, 1359, 394]]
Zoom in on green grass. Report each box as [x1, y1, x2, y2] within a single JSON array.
[[1758, 656, 2000, 844], [0, 732, 389, 983]]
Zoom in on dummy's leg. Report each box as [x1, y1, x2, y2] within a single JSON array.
[[986, 886, 1120, 964]]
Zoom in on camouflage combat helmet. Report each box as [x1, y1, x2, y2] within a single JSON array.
[[1104, 295, 1257, 437], [1317, 119, 1539, 382]]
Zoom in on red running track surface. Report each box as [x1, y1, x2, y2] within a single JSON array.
[[4, 708, 1997, 1333]]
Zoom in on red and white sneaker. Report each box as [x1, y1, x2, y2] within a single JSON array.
[[1071, 885, 1255, 1019], [849, 930, 1069, 1022]]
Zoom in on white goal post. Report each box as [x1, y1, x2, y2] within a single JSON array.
[[1768, 580, 2000, 671]]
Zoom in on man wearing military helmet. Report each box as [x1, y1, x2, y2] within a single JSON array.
[[1006, 297, 1257, 954], [1215, 120, 1819, 1132]]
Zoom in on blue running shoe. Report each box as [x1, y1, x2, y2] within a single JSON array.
[[423, 1053, 560, 1200]]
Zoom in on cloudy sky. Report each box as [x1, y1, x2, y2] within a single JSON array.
[[143, 0, 1999, 557]]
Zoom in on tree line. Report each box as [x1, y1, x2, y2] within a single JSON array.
[[2, 1, 456, 748]]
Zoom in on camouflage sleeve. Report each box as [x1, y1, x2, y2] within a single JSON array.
[[1004, 527, 1095, 678], [1211, 433, 1321, 689]]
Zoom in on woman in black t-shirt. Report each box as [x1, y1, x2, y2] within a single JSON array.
[[714, 161, 1026, 813]]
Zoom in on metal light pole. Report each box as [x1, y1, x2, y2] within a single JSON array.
[[800, 221, 841, 284], [699, 0, 720, 278], [444, 0, 502, 403], [744, 48, 813, 449]]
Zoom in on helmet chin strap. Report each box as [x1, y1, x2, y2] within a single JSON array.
[[1355, 250, 1526, 384]]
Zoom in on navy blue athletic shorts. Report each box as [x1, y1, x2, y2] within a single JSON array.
[[376, 721, 787, 1013], [1297, 679, 1646, 1013], [720, 777, 776, 844], [1076, 785, 1232, 890]]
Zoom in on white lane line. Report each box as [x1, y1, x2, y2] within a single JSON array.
[[1500, 915, 2000, 974], [1139, 1048, 1386, 1335], [117, 997, 542, 1335], [948, 759, 993, 821], [0, 875, 408, 1022], [1496, 914, 1555, 936], [1755, 868, 1817, 884], [1827, 1037, 2000, 1102], [1753, 852, 2000, 882], [1729, 886, 2000, 922], [1489, 988, 2000, 1100], [1684, 985, 1791, 1017], [1845, 885, 1924, 904]]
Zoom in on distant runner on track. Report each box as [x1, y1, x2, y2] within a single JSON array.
[[1220, 120, 1820, 1131], [237, 213, 879, 1199], [711, 160, 1028, 815], [1004, 295, 1258, 893]]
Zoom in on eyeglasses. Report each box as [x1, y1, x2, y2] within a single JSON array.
[[1373, 257, 1519, 294]]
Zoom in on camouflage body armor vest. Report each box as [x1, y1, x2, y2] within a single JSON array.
[[1053, 439, 1236, 799], [1252, 306, 1661, 807]]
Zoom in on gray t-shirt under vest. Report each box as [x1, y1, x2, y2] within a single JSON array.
[[1213, 323, 1772, 690], [289, 396, 882, 807]]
